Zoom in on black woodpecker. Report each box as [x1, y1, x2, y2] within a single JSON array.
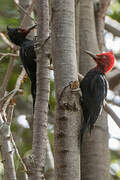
[[7, 25, 36, 108], [80, 50, 114, 142]]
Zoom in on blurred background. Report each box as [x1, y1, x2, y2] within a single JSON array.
[[1, 0, 120, 179]]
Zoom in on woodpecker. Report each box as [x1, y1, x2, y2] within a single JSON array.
[[7, 25, 36, 108], [80, 50, 114, 142]]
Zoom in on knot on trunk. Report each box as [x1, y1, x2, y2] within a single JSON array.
[[59, 81, 81, 111]]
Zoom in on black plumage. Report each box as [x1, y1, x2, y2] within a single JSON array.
[[80, 50, 114, 143], [7, 25, 36, 107], [80, 70, 108, 141], [20, 40, 36, 107]]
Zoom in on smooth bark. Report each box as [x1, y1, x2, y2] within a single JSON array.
[[105, 16, 120, 37], [45, 140, 55, 180], [52, 0, 81, 180], [79, 0, 110, 180], [0, 114, 16, 180], [94, 0, 111, 51], [28, 0, 50, 179]]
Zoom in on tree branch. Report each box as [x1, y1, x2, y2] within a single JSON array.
[[30, 0, 50, 179], [104, 102, 120, 128], [107, 69, 120, 90], [0, 32, 14, 48], [21, 0, 36, 27], [0, 55, 15, 99], [0, 68, 25, 113], [0, 114, 17, 180], [11, 135, 28, 173], [14, 0, 36, 25], [94, 0, 111, 51], [105, 16, 120, 37], [0, 52, 18, 58]]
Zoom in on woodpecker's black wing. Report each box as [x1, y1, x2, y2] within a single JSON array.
[[20, 39, 36, 107], [20, 39, 36, 81], [89, 72, 108, 125], [80, 71, 108, 141]]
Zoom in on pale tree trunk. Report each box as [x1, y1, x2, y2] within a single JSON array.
[[0, 115, 16, 180], [79, 0, 98, 75], [79, 0, 110, 180], [45, 140, 55, 180], [19, 0, 34, 27], [94, 0, 111, 51], [51, 0, 81, 180], [75, 2, 80, 66], [25, 0, 50, 179]]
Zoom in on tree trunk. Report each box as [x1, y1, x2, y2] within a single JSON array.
[[75, 2, 80, 66], [79, 0, 110, 180], [28, 0, 50, 179], [45, 140, 55, 180], [51, 0, 81, 180], [0, 115, 16, 180], [94, 0, 111, 51], [19, 0, 34, 28]]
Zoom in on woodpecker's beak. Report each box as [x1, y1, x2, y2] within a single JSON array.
[[27, 24, 37, 34], [83, 50, 98, 60], [83, 50, 101, 63]]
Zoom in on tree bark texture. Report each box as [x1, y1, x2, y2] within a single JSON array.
[[79, 0, 110, 180], [45, 140, 55, 180], [79, 0, 98, 76], [29, 0, 50, 179], [94, 0, 111, 51], [0, 115, 16, 180], [75, 3, 80, 67], [105, 16, 120, 37], [52, 0, 81, 180], [19, 0, 34, 28]]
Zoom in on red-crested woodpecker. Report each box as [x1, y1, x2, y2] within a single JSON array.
[[80, 50, 115, 142]]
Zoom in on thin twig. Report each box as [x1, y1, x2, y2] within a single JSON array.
[[0, 52, 18, 57], [14, 0, 36, 24], [0, 90, 18, 104], [0, 55, 6, 62], [103, 102, 120, 128], [15, 68, 26, 89], [0, 52, 18, 63], [21, 0, 36, 27], [0, 53, 16, 98], [1, 68, 25, 113], [0, 32, 14, 48], [0, 89, 22, 113], [11, 134, 27, 172]]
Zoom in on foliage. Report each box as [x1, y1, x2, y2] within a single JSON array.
[[108, 0, 120, 23]]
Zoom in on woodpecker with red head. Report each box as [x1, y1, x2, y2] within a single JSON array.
[[80, 50, 114, 142], [7, 25, 36, 108]]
